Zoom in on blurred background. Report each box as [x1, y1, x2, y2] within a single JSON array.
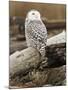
[[9, 1, 66, 54], [9, 1, 66, 20]]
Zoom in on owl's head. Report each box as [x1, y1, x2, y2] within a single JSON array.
[[26, 10, 41, 20]]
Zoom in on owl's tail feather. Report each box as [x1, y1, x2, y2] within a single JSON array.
[[39, 46, 46, 59]]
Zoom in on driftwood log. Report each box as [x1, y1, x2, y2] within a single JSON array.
[[43, 20, 66, 29], [9, 31, 66, 88]]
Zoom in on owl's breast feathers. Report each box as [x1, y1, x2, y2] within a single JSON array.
[[25, 20, 47, 44]]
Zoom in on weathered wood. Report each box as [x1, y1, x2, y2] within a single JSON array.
[[10, 47, 41, 76], [47, 30, 66, 46], [44, 20, 66, 29], [10, 65, 66, 88], [10, 31, 66, 87], [40, 43, 66, 68], [10, 31, 66, 75], [10, 42, 66, 76]]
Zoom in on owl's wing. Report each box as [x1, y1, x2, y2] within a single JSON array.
[[25, 20, 47, 45], [25, 20, 47, 57], [31, 21, 47, 45]]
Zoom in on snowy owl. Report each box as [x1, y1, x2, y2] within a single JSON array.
[[25, 10, 47, 60]]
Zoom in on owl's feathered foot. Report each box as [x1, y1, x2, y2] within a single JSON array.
[[39, 57, 48, 70]]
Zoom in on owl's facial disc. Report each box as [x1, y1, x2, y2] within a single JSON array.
[[27, 10, 41, 20]]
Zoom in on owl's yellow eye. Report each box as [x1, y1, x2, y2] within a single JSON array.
[[32, 13, 35, 15]]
